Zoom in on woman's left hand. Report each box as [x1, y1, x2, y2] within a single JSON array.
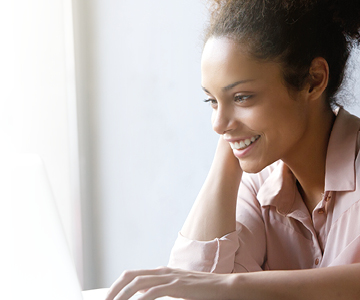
[[105, 266, 231, 300]]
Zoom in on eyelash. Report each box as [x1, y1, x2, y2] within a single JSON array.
[[234, 94, 252, 103], [204, 94, 253, 107], [203, 98, 217, 106]]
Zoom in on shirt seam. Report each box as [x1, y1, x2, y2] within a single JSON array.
[[210, 238, 221, 273], [327, 198, 360, 234]]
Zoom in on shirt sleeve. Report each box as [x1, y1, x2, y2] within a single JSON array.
[[167, 231, 239, 273], [168, 170, 269, 273]]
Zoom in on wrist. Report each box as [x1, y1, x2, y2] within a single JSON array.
[[223, 273, 247, 300], [212, 137, 242, 177]]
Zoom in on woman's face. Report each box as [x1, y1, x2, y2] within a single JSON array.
[[201, 37, 311, 173]]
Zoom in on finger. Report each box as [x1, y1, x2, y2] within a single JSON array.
[[114, 275, 173, 300], [106, 268, 171, 300], [137, 282, 180, 300], [137, 270, 224, 300]]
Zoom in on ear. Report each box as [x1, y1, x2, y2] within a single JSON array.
[[307, 57, 329, 100]]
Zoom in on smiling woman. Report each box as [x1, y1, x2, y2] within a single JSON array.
[[106, 0, 360, 299]]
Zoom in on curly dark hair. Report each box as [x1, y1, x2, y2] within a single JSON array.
[[204, 0, 360, 106]]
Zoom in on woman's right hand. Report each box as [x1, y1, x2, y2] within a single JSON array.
[[211, 136, 243, 174], [105, 266, 234, 300]]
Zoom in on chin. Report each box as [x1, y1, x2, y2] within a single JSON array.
[[239, 160, 268, 174]]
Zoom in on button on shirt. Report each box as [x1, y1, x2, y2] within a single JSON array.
[[168, 108, 360, 273]]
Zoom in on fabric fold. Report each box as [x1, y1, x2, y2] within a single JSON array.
[[168, 231, 239, 274]]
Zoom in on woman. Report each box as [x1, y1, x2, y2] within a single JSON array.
[[106, 0, 360, 299]]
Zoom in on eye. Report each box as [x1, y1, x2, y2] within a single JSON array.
[[234, 94, 252, 103], [203, 98, 218, 108]]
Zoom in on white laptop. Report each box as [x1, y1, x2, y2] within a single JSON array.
[[0, 154, 172, 300]]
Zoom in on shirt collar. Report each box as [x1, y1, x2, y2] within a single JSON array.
[[324, 108, 360, 192], [257, 108, 360, 212], [257, 161, 298, 215]]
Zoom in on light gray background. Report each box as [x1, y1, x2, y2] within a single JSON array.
[[74, 0, 216, 289]]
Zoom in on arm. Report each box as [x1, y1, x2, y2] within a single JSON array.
[[228, 263, 360, 300], [181, 136, 242, 241], [168, 138, 265, 273], [106, 263, 360, 300]]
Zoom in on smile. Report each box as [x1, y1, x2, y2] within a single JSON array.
[[229, 135, 260, 150]]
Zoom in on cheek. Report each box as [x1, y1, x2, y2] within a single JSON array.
[[244, 105, 306, 148], [266, 110, 308, 151], [234, 107, 271, 133]]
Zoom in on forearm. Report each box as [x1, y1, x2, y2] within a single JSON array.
[[228, 263, 360, 300], [181, 137, 242, 241]]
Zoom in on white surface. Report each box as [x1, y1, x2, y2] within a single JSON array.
[[2, 0, 82, 283], [82, 289, 174, 300], [82, 288, 109, 300], [0, 154, 83, 300]]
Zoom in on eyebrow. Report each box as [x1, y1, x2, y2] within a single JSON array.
[[202, 79, 255, 94]]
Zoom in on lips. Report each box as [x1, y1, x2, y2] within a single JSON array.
[[229, 135, 260, 150]]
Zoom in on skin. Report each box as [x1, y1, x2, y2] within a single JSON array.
[[105, 37, 360, 300]]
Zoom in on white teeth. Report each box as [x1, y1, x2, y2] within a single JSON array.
[[230, 135, 259, 150]]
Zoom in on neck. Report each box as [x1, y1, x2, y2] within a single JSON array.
[[283, 103, 336, 214]]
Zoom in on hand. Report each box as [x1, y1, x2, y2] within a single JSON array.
[[213, 136, 242, 170], [105, 266, 231, 300]]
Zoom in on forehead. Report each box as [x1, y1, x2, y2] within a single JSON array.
[[201, 37, 247, 66], [201, 37, 282, 90]]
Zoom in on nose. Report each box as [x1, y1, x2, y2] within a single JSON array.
[[211, 104, 235, 135]]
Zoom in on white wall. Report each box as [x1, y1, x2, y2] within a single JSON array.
[[74, 0, 217, 289], [73, 0, 360, 290]]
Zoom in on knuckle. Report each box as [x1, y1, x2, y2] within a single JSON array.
[[120, 269, 134, 280], [145, 286, 162, 299], [156, 266, 170, 274], [172, 277, 182, 285], [132, 276, 143, 285]]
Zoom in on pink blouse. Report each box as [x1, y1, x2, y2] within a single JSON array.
[[168, 108, 360, 273]]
